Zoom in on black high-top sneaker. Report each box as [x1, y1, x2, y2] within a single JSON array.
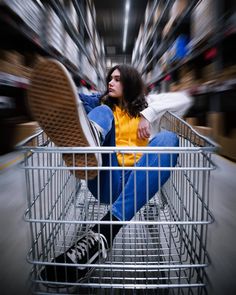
[[40, 230, 109, 288]]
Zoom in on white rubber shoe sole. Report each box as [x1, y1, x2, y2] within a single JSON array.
[[27, 58, 102, 179]]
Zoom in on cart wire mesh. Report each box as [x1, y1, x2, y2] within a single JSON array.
[[20, 112, 217, 294]]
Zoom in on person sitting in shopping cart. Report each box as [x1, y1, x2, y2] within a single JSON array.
[[27, 59, 192, 285]]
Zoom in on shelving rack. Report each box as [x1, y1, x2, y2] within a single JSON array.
[[132, 0, 236, 161], [1, 0, 235, 160], [0, 0, 106, 88], [0, 0, 106, 155]]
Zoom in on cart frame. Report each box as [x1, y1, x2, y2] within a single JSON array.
[[20, 112, 217, 294]]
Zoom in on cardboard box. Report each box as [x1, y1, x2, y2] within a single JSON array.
[[193, 126, 213, 137], [87, 4, 94, 39], [67, 1, 78, 31], [162, 0, 188, 38], [218, 135, 236, 161], [162, 17, 175, 38], [202, 63, 217, 81], [170, 0, 188, 20], [13, 121, 41, 145], [191, 0, 215, 44], [207, 112, 236, 161], [144, 0, 152, 24], [46, 7, 64, 55], [186, 117, 198, 126], [207, 112, 224, 140], [0, 50, 24, 65], [153, 2, 162, 23]]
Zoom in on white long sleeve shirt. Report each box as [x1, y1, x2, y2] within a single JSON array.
[[141, 91, 193, 139]]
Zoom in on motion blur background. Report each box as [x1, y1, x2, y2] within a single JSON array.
[[0, 0, 235, 294]]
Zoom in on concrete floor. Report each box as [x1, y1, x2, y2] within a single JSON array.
[[207, 155, 236, 295], [0, 152, 235, 295], [0, 152, 31, 295]]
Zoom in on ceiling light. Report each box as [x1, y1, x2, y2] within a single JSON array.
[[125, 1, 130, 12], [122, 0, 130, 52]]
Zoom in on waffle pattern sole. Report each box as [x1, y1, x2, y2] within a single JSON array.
[[27, 59, 98, 179]]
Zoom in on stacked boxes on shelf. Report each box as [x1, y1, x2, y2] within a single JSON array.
[[81, 52, 97, 86], [162, 0, 188, 38], [98, 39, 105, 79], [132, 25, 143, 69], [132, 0, 236, 161], [201, 63, 217, 82], [208, 112, 236, 161], [64, 33, 78, 70], [0, 0, 107, 155], [1, 1, 106, 93], [3, 0, 43, 35], [94, 31, 101, 61], [179, 65, 198, 89], [64, 1, 79, 69], [67, 0, 78, 32], [13, 121, 41, 146], [185, 117, 213, 138], [186, 112, 236, 161], [189, 0, 216, 49], [46, 6, 64, 56], [170, 0, 188, 20], [90, 3, 103, 82], [0, 50, 32, 80], [217, 65, 236, 82], [86, 1, 95, 40], [152, 1, 162, 26]]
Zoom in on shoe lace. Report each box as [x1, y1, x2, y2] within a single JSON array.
[[67, 230, 108, 263]]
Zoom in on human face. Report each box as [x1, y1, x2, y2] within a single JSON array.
[[108, 69, 123, 99]]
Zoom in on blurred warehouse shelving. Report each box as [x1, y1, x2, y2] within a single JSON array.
[[0, 0, 106, 156], [132, 0, 236, 161], [0, 0, 236, 159]]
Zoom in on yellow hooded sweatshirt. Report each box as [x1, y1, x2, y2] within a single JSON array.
[[113, 106, 148, 166]]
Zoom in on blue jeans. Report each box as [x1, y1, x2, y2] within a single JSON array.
[[87, 105, 179, 221]]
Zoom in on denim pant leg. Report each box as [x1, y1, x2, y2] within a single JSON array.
[[112, 131, 179, 221], [88, 105, 114, 142], [87, 105, 122, 204]]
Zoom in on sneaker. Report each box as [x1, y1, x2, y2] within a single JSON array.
[[27, 58, 102, 179], [40, 230, 109, 287]]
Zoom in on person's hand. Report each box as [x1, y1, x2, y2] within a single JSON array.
[[137, 115, 151, 140]]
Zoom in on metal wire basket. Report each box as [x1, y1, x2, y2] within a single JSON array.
[[20, 112, 217, 295]]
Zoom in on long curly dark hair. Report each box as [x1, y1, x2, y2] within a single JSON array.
[[101, 64, 147, 117]]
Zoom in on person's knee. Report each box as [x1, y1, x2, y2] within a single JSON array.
[[96, 105, 113, 115], [151, 131, 179, 147], [88, 104, 113, 127], [163, 131, 178, 145]]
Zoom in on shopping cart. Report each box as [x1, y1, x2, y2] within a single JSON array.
[[20, 111, 217, 295]]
